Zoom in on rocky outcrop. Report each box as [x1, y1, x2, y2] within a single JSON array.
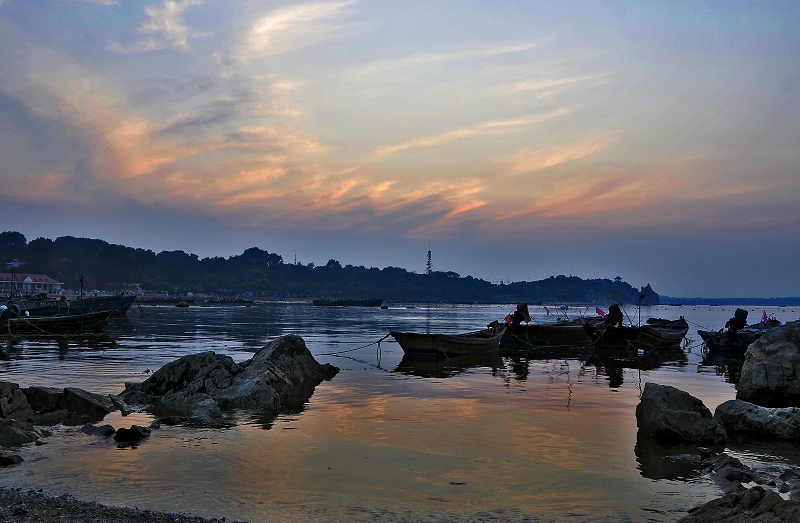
[[636, 382, 727, 444], [714, 399, 800, 440], [120, 335, 339, 420], [0, 381, 32, 422], [680, 485, 800, 522], [737, 322, 800, 407], [23, 385, 115, 425]]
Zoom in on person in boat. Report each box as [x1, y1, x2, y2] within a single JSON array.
[[723, 308, 748, 332], [505, 302, 531, 326], [58, 295, 71, 312], [604, 303, 624, 328]]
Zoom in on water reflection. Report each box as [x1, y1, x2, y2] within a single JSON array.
[[700, 349, 745, 384], [634, 433, 717, 481], [394, 352, 505, 378]]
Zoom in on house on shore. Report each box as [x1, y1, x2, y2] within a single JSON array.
[[0, 272, 64, 296]]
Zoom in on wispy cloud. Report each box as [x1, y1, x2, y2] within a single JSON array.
[[371, 109, 573, 158], [352, 38, 553, 77], [237, 0, 357, 60], [505, 132, 618, 176], [107, 0, 206, 54]]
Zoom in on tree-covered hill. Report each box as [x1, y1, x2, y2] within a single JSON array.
[[0, 231, 657, 304]]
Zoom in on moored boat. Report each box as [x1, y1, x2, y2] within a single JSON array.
[[9, 293, 137, 317], [584, 316, 689, 349], [697, 309, 782, 351], [2, 310, 115, 336], [389, 323, 506, 356]]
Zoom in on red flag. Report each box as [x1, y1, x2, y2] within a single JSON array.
[[596, 307, 606, 317], [762, 311, 768, 323], [544, 306, 551, 316], [578, 317, 585, 325]]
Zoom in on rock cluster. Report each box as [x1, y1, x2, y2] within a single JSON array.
[[637, 321, 800, 521], [1, 335, 339, 468]]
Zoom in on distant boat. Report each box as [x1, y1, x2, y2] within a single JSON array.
[[312, 298, 384, 307], [389, 324, 506, 357], [2, 310, 115, 337]]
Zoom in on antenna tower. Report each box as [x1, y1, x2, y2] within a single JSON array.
[[426, 247, 432, 275]]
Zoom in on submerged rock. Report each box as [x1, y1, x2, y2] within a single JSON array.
[[120, 335, 339, 420], [636, 382, 727, 444], [737, 322, 800, 407]]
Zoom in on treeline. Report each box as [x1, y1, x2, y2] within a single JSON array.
[[0, 231, 656, 304]]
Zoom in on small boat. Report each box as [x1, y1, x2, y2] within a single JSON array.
[[2, 310, 116, 336], [697, 310, 782, 351], [389, 324, 506, 356], [584, 317, 689, 349], [313, 298, 384, 307], [503, 318, 600, 347]]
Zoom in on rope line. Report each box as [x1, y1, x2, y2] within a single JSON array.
[[317, 333, 392, 356]]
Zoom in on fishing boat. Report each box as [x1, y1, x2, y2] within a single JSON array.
[[313, 298, 384, 307], [583, 317, 689, 349], [9, 293, 137, 317], [389, 323, 506, 356], [503, 317, 600, 347], [697, 310, 782, 351], [2, 310, 115, 336]]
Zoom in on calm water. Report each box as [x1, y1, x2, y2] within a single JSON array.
[[1, 303, 799, 522]]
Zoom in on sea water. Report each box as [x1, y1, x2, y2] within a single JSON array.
[[1, 303, 799, 522]]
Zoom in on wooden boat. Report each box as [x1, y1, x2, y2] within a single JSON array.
[[584, 317, 689, 349], [313, 298, 384, 307], [698, 318, 781, 351], [389, 324, 506, 356], [12, 294, 137, 317], [2, 310, 115, 336], [503, 317, 600, 347]]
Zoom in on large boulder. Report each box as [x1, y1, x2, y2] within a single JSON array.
[[120, 335, 339, 420], [0, 381, 32, 422], [0, 419, 41, 447], [636, 382, 727, 444], [737, 322, 800, 407], [23, 385, 115, 425], [715, 399, 800, 440]]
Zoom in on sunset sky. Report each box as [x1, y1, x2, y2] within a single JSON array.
[[1, 1, 798, 298]]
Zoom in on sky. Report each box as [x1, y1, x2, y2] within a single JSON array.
[[1, 1, 799, 298]]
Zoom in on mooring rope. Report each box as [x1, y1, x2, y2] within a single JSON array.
[[316, 333, 392, 356]]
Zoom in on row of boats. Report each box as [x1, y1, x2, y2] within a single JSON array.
[[390, 305, 786, 358]]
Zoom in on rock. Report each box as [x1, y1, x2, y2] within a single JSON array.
[[737, 322, 800, 407], [0, 454, 23, 467], [80, 423, 116, 437], [113, 425, 151, 442], [120, 335, 340, 420], [0, 381, 33, 422], [680, 485, 800, 522], [714, 399, 800, 439], [636, 382, 727, 444], [0, 419, 39, 446], [701, 452, 754, 493], [22, 386, 63, 412], [24, 386, 115, 425]]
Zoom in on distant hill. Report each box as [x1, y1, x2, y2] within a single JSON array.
[[0, 230, 671, 305]]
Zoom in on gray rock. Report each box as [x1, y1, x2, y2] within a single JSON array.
[[80, 423, 117, 437], [22, 386, 63, 412], [0, 381, 32, 422], [0, 419, 39, 447], [737, 322, 800, 407], [0, 454, 23, 467], [680, 485, 800, 522], [714, 399, 800, 439], [120, 335, 339, 420], [636, 382, 727, 444]]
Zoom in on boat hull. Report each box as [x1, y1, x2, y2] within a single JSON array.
[[3, 310, 115, 336], [390, 326, 505, 356], [584, 317, 688, 349]]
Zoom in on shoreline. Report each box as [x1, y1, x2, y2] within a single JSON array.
[[0, 486, 248, 523]]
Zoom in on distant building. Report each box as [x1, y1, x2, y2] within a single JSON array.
[[0, 272, 63, 296]]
